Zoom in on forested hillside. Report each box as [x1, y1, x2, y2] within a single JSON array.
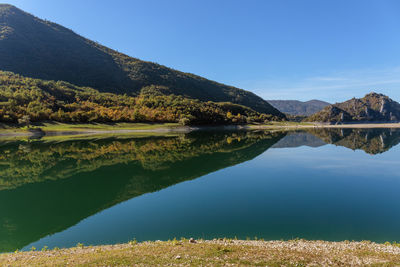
[[0, 4, 283, 117], [0, 71, 280, 124]]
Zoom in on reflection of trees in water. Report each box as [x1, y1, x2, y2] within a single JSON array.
[[0, 131, 284, 190], [1, 128, 397, 252], [0, 131, 285, 252]]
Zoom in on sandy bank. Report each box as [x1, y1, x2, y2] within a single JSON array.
[[1, 239, 399, 266]]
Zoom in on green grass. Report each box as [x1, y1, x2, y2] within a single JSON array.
[[0, 122, 182, 135], [0, 122, 186, 142], [31, 122, 181, 131], [0, 121, 311, 137], [1, 239, 399, 266], [35, 131, 183, 143]]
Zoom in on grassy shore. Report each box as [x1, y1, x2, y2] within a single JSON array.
[[0, 122, 181, 132], [0, 122, 186, 138], [2, 239, 400, 266], [1, 121, 400, 139]]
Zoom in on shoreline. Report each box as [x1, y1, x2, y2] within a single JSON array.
[[2, 239, 400, 266], [1, 122, 400, 138]]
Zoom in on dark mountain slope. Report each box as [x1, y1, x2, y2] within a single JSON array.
[[267, 99, 330, 116], [0, 4, 283, 117], [306, 93, 400, 123]]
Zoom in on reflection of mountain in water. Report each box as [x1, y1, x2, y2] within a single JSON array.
[[306, 128, 400, 154], [0, 131, 285, 252], [272, 132, 327, 148], [2, 128, 399, 252], [272, 128, 400, 154]]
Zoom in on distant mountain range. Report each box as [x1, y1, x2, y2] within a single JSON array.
[[267, 100, 330, 116], [0, 4, 283, 118], [306, 93, 400, 123]]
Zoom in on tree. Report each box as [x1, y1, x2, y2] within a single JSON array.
[[18, 115, 31, 128]]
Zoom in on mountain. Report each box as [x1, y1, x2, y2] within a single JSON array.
[[306, 93, 400, 123], [267, 100, 330, 116], [0, 4, 283, 117]]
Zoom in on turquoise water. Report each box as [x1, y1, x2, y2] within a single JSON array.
[[0, 128, 399, 252]]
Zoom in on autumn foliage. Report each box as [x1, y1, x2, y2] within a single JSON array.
[[0, 71, 281, 125]]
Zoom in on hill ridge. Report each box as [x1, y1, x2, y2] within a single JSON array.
[[0, 4, 283, 117], [267, 99, 330, 116], [306, 92, 400, 123]]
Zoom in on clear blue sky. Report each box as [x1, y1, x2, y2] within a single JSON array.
[[4, 0, 400, 102]]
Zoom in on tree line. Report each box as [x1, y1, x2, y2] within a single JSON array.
[[0, 71, 282, 125]]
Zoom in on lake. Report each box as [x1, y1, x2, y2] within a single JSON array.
[[0, 128, 399, 252]]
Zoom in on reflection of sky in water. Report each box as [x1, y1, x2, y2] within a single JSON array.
[[26, 141, 400, 250], [268, 144, 400, 178]]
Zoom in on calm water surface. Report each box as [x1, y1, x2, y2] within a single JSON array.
[[0, 128, 399, 252]]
